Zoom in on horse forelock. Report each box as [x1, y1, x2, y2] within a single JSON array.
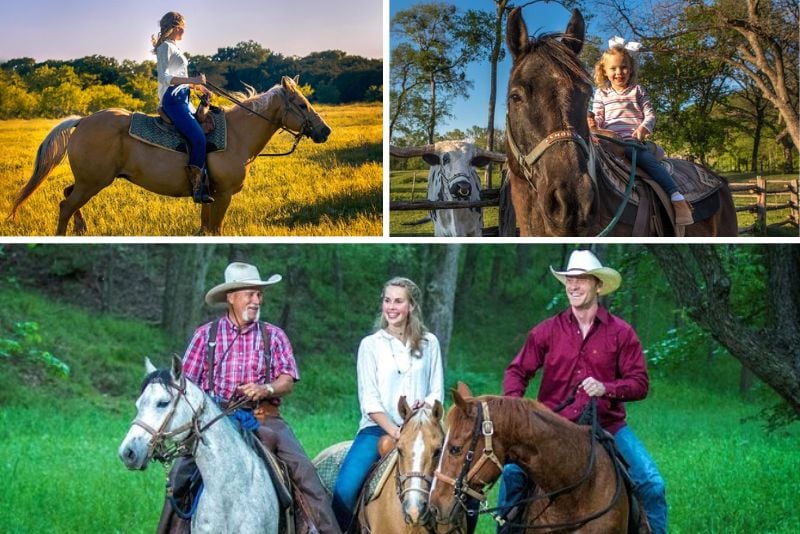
[[139, 368, 174, 396], [526, 32, 592, 87]]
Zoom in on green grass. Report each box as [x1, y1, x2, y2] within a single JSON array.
[[1, 286, 798, 533]]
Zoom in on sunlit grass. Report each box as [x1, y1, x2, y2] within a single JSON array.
[[0, 103, 382, 236]]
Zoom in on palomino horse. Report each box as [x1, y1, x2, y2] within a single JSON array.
[[9, 75, 331, 235], [430, 383, 646, 534], [504, 8, 737, 236], [355, 397, 465, 534], [118, 356, 279, 534]]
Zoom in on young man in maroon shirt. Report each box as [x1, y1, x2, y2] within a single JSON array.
[[497, 250, 667, 534]]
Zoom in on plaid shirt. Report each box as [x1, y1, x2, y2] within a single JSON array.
[[182, 315, 299, 403]]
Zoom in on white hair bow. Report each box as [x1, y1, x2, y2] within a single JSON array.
[[608, 36, 642, 54]]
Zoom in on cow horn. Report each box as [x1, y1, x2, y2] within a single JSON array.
[[475, 148, 507, 162], [390, 144, 436, 158]]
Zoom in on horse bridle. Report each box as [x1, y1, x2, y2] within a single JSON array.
[[506, 115, 597, 192], [205, 81, 316, 156], [131, 373, 207, 463], [435, 398, 625, 532], [432, 401, 504, 530]]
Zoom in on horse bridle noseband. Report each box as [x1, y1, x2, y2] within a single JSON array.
[[506, 115, 596, 193]]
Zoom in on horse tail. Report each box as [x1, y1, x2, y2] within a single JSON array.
[[7, 116, 82, 220]]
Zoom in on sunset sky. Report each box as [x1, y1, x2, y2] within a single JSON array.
[[0, 0, 383, 62]]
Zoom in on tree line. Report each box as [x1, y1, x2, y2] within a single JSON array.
[[1, 243, 797, 425], [390, 0, 798, 174], [0, 41, 381, 119]]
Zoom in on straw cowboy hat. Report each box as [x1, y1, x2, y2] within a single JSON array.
[[205, 262, 282, 306], [550, 250, 621, 296]]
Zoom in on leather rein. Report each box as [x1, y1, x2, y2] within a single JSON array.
[[204, 81, 312, 157], [434, 398, 625, 532]]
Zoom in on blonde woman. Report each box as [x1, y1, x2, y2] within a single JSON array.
[[332, 277, 444, 531], [152, 11, 213, 203]]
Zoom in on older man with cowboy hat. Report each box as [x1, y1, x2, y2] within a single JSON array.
[[494, 249, 667, 534], [176, 261, 340, 534]]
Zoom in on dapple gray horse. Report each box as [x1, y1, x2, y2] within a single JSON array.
[[118, 357, 279, 534]]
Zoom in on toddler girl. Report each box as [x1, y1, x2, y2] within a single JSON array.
[[592, 40, 693, 226]]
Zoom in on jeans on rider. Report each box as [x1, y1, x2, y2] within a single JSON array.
[[495, 425, 667, 534], [162, 85, 206, 169], [332, 425, 385, 531], [624, 145, 677, 196]]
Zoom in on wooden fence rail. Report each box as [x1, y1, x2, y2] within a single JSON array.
[[391, 174, 799, 237], [731, 176, 799, 236]]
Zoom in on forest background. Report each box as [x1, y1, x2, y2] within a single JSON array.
[[0, 243, 798, 533], [0, 41, 382, 118]]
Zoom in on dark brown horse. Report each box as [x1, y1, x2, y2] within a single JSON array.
[[504, 7, 737, 236], [8, 76, 330, 235], [430, 383, 647, 534]]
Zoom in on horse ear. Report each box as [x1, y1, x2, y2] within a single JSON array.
[[292, 75, 299, 85], [145, 357, 157, 375], [455, 381, 472, 399], [506, 7, 529, 61], [452, 382, 473, 412], [562, 9, 585, 56], [398, 395, 411, 420], [432, 399, 443, 421], [170, 354, 183, 381]]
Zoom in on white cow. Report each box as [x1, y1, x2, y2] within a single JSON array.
[[391, 141, 506, 237]]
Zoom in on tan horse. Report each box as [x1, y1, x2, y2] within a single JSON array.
[[8, 75, 331, 235], [356, 397, 465, 534], [430, 383, 646, 534]]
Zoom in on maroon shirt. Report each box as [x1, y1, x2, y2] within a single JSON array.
[[503, 306, 649, 434]]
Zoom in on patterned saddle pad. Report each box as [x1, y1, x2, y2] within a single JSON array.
[[128, 109, 227, 153], [312, 440, 397, 504], [596, 143, 726, 222]]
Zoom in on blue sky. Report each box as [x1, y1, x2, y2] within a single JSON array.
[[0, 0, 382, 62], [390, 0, 604, 136]]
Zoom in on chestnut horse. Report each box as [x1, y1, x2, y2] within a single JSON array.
[[354, 397, 465, 534], [504, 8, 737, 236], [8, 75, 331, 235], [430, 383, 647, 534]]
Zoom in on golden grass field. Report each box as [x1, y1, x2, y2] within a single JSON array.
[[0, 103, 382, 236]]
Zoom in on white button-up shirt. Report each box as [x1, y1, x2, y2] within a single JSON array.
[[356, 329, 444, 431], [156, 40, 189, 102]]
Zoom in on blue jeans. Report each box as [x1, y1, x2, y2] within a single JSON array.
[[332, 425, 385, 531], [625, 145, 677, 196], [495, 425, 667, 534], [161, 85, 206, 169]]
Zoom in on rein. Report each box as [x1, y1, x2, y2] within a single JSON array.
[[204, 81, 308, 157]]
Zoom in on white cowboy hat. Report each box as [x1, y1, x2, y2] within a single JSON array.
[[550, 250, 621, 296], [205, 262, 282, 306]]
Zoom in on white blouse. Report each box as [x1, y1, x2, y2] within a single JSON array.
[[356, 329, 444, 432], [156, 40, 189, 101]]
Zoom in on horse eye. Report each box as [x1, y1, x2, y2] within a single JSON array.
[[449, 445, 462, 455], [156, 400, 170, 408], [509, 92, 522, 104], [442, 153, 451, 164], [433, 448, 442, 458]]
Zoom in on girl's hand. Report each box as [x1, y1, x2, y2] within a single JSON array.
[[632, 126, 649, 141]]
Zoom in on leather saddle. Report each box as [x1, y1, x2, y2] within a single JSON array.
[[594, 137, 726, 235]]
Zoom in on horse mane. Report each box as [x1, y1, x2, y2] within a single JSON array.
[[403, 404, 436, 431], [224, 84, 283, 116], [524, 31, 593, 87]]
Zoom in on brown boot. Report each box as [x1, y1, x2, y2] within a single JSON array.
[[186, 166, 214, 204], [672, 199, 693, 226]]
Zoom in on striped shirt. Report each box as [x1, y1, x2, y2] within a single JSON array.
[[592, 84, 656, 140], [182, 315, 299, 403]]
